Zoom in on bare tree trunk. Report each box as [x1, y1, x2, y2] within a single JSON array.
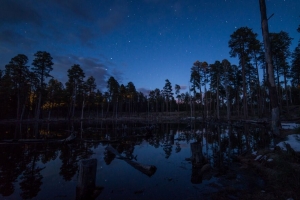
[[68, 84, 77, 120], [204, 82, 207, 119], [259, 0, 281, 136], [255, 57, 262, 117], [101, 102, 104, 120], [17, 93, 21, 120], [105, 101, 109, 118], [248, 75, 253, 116], [81, 99, 85, 138], [284, 75, 289, 115], [242, 55, 248, 119], [236, 88, 240, 117], [226, 86, 230, 121], [216, 75, 220, 119], [275, 59, 283, 112], [208, 92, 211, 117], [289, 87, 293, 106], [35, 92, 42, 121]]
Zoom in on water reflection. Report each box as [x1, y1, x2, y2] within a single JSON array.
[[0, 121, 273, 199]]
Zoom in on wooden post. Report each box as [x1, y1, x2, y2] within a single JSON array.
[[190, 142, 203, 167], [191, 166, 202, 184], [76, 159, 97, 200]]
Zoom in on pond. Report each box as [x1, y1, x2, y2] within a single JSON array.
[[0, 121, 273, 199]]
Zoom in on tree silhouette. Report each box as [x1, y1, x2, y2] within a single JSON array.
[[19, 151, 45, 200], [291, 43, 300, 103], [229, 27, 259, 119], [107, 76, 120, 117], [209, 61, 224, 119], [5, 54, 30, 120], [46, 79, 64, 119], [66, 64, 85, 120], [175, 84, 181, 112], [32, 51, 53, 121], [84, 76, 96, 118], [163, 79, 173, 113], [269, 31, 293, 110], [126, 82, 137, 114], [221, 59, 232, 120], [0, 145, 27, 197]]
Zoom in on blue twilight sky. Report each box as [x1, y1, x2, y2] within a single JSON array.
[[0, 0, 299, 95]]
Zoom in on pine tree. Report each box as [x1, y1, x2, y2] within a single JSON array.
[[229, 27, 259, 118], [66, 64, 85, 119], [5, 54, 30, 120], [32, 51, 53, 120], [163, 79, 173, 113]]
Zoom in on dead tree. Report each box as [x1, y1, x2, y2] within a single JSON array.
[[259, 0, 281, 136]]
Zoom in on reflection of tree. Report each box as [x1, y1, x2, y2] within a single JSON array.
[[78, 142, 94, 160], [159, 131, 173, 159], [175, 143, 181, 153], [59, 142, 94, 181], [40, 144, 59, 164], [211, 126, 226, 172], [0, 145, 27, 196], [183, 131, 192, 143], [59, 156, 78, 181], [163, 144, 172, 159], [19, 153, 45, 199], [0, 181, 14, 197], [148, 137, 160, 148], [120, 143, 136, 160], [229, 130, 239, 152], [59, 144, 78, 181], [252, 125, 271, 149], [0, 143, 60, 198]]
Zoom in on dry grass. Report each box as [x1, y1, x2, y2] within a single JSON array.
[[241, 147, 300, 200]]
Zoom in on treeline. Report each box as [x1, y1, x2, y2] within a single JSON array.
[[151, 26, 300, 120], [0, 51, 152, 120], [0, 26, 299, 120], [184, 26, 300, 119]]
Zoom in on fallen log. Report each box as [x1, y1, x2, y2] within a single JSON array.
[[106, 145, 157, 177], [0, 132, 77, 144], [60, 132, 76, 143], [83, 139, 119, 143]]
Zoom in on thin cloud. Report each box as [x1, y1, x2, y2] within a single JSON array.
[[0, 0, 129, 51], [0, 29, 37, 48], [97, 4, 128, 34], [0, 0, 42, 26], [180, 85, 187, 90], [53, 55, 112, 90], [51, 0, 93, 20], [111, 68, 124, 84], [0, 30, 24, 44], [138, 88, 151, 96]]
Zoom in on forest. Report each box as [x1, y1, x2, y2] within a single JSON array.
[[0, 25, 299, 123]]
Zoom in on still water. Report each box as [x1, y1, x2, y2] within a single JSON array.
[[0, 121, 272, 199]]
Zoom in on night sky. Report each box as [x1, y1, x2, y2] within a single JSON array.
[[1, 0, 299, 94]]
